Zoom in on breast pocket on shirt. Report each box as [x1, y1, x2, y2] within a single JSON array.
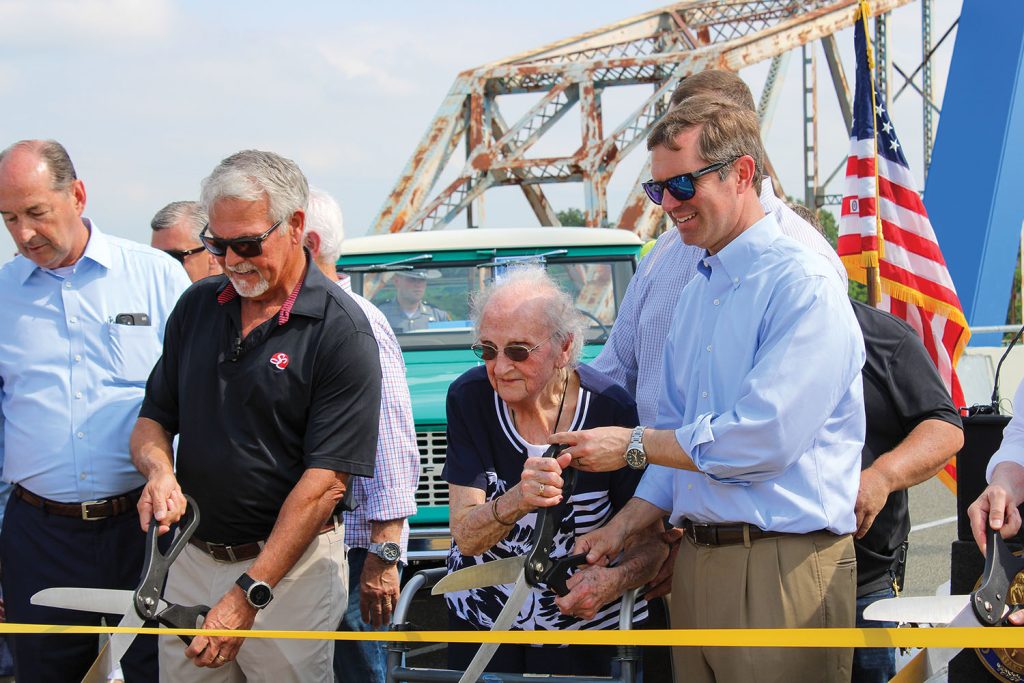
[[106, 322, 161, 385]]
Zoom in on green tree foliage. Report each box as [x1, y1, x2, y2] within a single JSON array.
[[557, 208, 586, 227]]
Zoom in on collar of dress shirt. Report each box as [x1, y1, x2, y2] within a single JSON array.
[[701, 212, 781, 288], [14, 217, 112, 285]]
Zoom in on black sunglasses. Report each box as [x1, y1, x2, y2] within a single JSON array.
[[641, 158, 738, 205], [162, 246, 205, 264], [199, 220, 282, 258], [472, 338, 551, 362]]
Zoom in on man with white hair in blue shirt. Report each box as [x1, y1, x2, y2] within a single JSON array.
[[556, 96, 864, 683], [0, 139, 190, 681]]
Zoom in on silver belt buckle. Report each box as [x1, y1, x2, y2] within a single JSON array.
[[80, 499, 109, 521]]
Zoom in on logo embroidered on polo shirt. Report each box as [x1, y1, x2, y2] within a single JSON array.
[[269, 352, 290, 370]]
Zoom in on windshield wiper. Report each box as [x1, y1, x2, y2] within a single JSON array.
[[344, 254, 433, 273]]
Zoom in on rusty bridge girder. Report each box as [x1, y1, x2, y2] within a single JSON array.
[[371, 0, 915, 236]]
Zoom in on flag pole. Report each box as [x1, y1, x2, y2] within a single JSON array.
[[861, 0, 882, 307]]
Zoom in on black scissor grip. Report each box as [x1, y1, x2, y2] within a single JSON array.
[[156, 602, 212, 646], [135, 494, 201, 620], [972, 527, 1024, 626]]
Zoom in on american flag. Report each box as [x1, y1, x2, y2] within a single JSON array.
[[838, 1, 970, 491]]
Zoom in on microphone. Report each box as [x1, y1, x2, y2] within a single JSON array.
[[988, 322, 1024, 414], [230, 335, 243, 362]]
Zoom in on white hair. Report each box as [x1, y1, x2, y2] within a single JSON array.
[[304, 187, 345, 264], [199, 149, 308, 224], [470, 265, 586, 367]]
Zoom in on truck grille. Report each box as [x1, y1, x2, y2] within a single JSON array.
[[416, 431, 449, 506]]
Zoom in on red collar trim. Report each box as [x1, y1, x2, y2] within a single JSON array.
[[217, 282, 238, 305], [277, 276, 304, 326], [215, 276, 303, 327]]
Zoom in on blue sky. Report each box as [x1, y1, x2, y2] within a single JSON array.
[[0, 0, 960, 256]]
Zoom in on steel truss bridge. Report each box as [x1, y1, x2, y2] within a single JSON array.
[[371, 0, 952, 237]]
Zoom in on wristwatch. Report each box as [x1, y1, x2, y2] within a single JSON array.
[[235, 573, 274, 610], [624, 426, 648, 470], [367, 541, 402, 565]]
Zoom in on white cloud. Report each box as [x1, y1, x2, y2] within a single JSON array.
[[0, 0, 175, 44], [315, 44, 417, 96]]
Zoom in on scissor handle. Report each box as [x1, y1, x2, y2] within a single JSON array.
[[156, 602, 211, 646], [542, 552, 589, 597], [135, 494, 201, 620], [525, 444, 571, 588], [972, 526, 1024, 626]]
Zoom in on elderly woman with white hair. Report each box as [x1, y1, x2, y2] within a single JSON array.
[[442, 267, 667, 678]]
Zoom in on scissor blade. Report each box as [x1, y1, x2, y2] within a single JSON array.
[[862, 595, 969, 625], [432, 557, 525, 595], [31, 587, 137, 616], [458, 569, 530, 683], [922, 603, 986, 677], [108, 607, 145, 674]]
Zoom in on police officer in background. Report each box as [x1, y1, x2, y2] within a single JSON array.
[[377, 270, 451, 332]]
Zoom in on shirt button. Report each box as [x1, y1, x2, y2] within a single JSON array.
[[713, 298, 720, 306], [75, 391, 83, 399], [69, 316, 78, 324], [733, 277, 739, 284], [64, 281, 72, 289], [79, 472, 87, 480], [76, 431, 84, 439], [74, 355, 82, 363], [702, 391, 708, 398], [706, 344, 712, 352], [687, 483, 693, 491]]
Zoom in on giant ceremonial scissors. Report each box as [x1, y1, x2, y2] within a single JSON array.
[[862, 527, 1024, 677], [432, 443, 591, 683], [31, 495, 210, 678]]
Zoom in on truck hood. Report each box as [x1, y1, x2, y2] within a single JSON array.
[[403, 349, 478, 428]]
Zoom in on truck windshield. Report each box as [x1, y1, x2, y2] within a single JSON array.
[[340, 257, 635, 351]]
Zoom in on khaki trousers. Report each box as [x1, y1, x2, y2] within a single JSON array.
[[159, 524, 347, 683], [669, 530, 855, 683]]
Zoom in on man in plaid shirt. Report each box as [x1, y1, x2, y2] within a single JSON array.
[[304, 188, 420, 683]]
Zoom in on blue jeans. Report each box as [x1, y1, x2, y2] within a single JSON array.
[[334, 547, 402, 683], [853, 586, 897, 683]]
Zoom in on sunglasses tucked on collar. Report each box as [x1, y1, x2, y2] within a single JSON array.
[[162, 246, 205, 264], [641, 157, 739, 205], [200, 220, 283, 258], [471, 337, 551, 362]]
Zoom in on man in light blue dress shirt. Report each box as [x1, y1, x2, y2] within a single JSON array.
[[0, 139, 190, 681], [559, 98, 864, 682]]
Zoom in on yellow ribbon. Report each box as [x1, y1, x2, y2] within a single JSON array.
[[0, 623, 1020, 648]]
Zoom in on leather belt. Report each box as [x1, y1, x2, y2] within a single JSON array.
[[682, 519, 790, 547], [189, 518, 339, 563], [14, 484, 141, 521]]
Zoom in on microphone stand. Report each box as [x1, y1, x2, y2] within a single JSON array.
[[988, 322, 1024, 414]]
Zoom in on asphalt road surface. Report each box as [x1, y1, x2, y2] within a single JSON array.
[[904, 476, 960, 598]]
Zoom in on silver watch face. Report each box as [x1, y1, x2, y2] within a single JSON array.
[[377, 542, 401, 563], [248, 582, 273, 608]]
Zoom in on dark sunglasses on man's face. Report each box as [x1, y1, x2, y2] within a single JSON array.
[[641, 158, 738, 205], [199, 220, 282, 258], [471, 338, 551, 362], [162, 246, 205, 264]]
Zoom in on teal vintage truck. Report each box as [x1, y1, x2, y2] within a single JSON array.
[[337, 227, 642, 562]]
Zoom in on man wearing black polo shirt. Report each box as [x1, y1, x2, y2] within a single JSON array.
[[850, 299, 963, 682], [130, 149, 382, 682]]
